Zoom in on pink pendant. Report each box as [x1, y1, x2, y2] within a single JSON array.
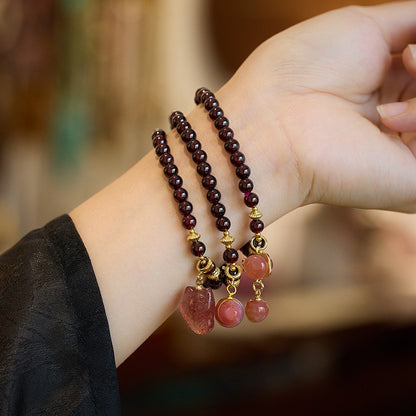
[[215, 297, 244, 328], [179, 286, 215, 335], [245, 299, 269, 323], [244, 254, 270, 280]]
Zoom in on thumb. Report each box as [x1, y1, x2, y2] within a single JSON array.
[[377, 98, 416, 132]]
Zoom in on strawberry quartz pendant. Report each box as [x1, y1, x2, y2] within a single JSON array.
[[179, 286, 215, 335]]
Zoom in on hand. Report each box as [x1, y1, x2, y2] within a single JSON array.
[[221, 1, 416, 213]]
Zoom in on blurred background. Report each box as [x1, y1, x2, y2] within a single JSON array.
[[2, 0, 416, 414]]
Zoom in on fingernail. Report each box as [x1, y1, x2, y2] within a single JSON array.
[[409, 44, 416, 61], [377, 101, 408, 118]]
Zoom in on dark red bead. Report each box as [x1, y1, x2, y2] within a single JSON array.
[[168, 175, 183, 189], [218, 127, 234, 141], [163, 163, 178, 177], [173, 188, 188, 202], [186, 139, 201, 153], [191, 241, 206, 257], [211, 203, 225, 218], [209, 107, 224, 120], [230, 151, 245, 166], [155, 144, 170, 156], [236, 164, 251, 179], [216, 216, 231, 231], [178, 200, 193, 215], [207, 189, 221, 203], [239, 178, 254, 193], [203, 277, 223, 290], [224, 139, 240, 154], [204, 97, 219, 110], [170, 111, 185, 128], [214, 116, 229, 130], [197, 162, 211, 177], [202, 175, 217, 190], [182, 215, 197, 230], [192, 149, 207, 164], [152, 136, 167, 148], [200, 90, 213, 103], [195, 87, 209, 104], [244, 192, 259, 207], [152, 129, 166, 140], [176, 121, 190, 134], [181, 129, 196, 142], [250, 219, 264, 234], [159, 153, 174, 166], [223, 248, 239, 263]]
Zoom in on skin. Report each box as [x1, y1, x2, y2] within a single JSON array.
[[70, 1, 416, 366]]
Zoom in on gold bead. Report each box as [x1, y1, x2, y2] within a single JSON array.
[[249, 206, 263, 220], [220, 231, 235, 248], [187, 229, 200, 242]]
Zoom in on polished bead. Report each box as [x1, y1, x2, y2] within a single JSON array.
[[223, 248, 238, 263], [244, 254, 269, 280], [155, 144, 170, 156], [176, 121, 191, 134], [178, 200, 193, 215], [224, 139, 240, 154], [168, 175, 183, 189], [230, 151, 245, 166], [197, 162, 211, 177], [181, 129, 196, 142], [159, 153, 174, 166], [152, 135, 167, 148], [211, 202, 225, 218], [200, 90, 213, 103], [218, 127, 234, 141], [179, 286, 215, 335], [215, 297, 244, 328], [204, 96, 219, 110], [245, 299, 269, 323], [191, 241, 206, 257], [250, 219, 264, 234], [195, 87, 209, 104], [203, 277, 223, 290], [214, 116, 229, 130], [244, 192, 259, 207], [182, 214, 197, 229], [202, 175, 217, 190], [173, 187, 188, 202], [163, 163, 178, 177], [152, 129, 166, 140], [186, 139, 201, 153], [192, 149, 207, 164], [236, 164, 251, 179], [207, 189, 221, 203], [169, 111, 185, 128], [209, 107, 224, 120], [216, 216, 231, 231], [239, 178, 254, 193]]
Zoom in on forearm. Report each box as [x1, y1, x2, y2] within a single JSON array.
[[69, 83, 300, 366]]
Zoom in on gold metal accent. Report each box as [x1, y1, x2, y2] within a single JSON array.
[[196, 256, 214, 274], [222, 263, 242, 287], [248, 234, 268, 254], [252, 279, 265, 300], [220, 231, 235, 248], [248, 206, 263, 220], [186, 229, 200, 242], [206, 266, 221, 282], [226, 285, 237, 298]]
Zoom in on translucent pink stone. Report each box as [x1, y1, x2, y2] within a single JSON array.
[[215, 297, 244, 328], [244, 254, 269, 280], [179, 286, 215, 335], [245, 299, 269, 323]]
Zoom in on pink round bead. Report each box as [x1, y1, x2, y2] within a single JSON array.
[[215, 298, 244, 328], [244, 254, 269, 280], [245, 299, 269, 323]]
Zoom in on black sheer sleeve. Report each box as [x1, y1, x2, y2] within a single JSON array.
[[0, 215, 120, 415]]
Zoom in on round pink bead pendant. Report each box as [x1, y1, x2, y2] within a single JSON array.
[[215, 297, 244, 328], [245, 299, 269, 323], [244, 254, 270, 280]]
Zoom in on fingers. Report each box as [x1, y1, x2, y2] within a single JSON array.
[[403, 45, 416, 78], [377, 98, 416, 132], [361, 1, 416, 53]]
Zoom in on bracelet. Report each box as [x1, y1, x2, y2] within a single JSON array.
[[195, 88, 272, 323], [152, 129, 218, 335], [170, 111, 245, 328]]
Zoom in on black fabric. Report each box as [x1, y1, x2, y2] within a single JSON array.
[[0, 215, 121, 415]]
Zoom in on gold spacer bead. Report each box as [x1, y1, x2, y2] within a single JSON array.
[[249, 206, 263, 220], [220, 231, 235, 248], [187, 229, 200, 242]]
